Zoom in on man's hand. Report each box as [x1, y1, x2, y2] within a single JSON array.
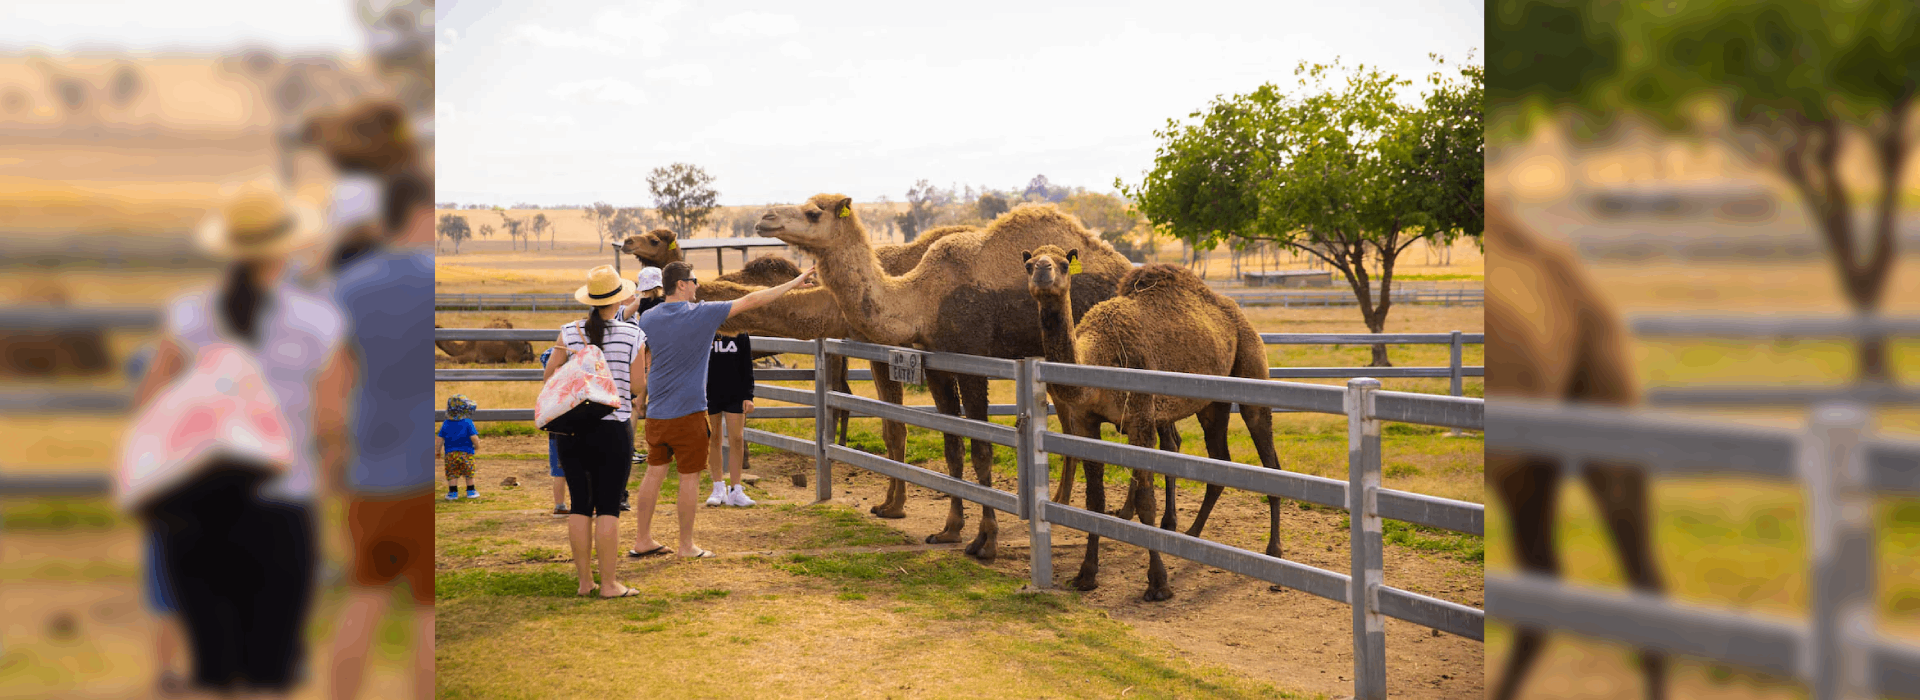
[[790, 267, 817, 290], [742, 400, 755, 414]]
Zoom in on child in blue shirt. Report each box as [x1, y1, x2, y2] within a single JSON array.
[[539, 347, 569, 516], [437, 395, 479, 500]]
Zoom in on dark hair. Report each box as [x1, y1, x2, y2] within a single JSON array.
[[218, 262, 268, 346], [660, 261, 696, 295], [384, 169, 431, 234], [583, 305, 610, 348]]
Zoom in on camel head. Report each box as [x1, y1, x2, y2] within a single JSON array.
[[621, 228, 683, 267], [1022, 245, 1078, 300], [755, 193, 858, 253], [484, 317, 514, 329]]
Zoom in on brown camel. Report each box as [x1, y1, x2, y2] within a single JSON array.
[[1023, 247, 1283, 600], [620, 228, 686, 269], [300, 98, 420, 176], [688, 224, 991, 519], [756, 195, 1135, 561], [1485, 202, 1665, 700], [434, 318, 533, 364], [0, 280, 110, 377]]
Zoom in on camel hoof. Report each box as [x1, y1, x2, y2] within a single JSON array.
[[873, 508, 906, 520], [1071, 575, 1099, 592], [1143, 587, 1174, 602], [963, 536, 997, 561], [925, 532, 962, 544]]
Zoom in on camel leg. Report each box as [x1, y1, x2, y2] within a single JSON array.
[[869, 362, 908, 519], [1052, 454, 1079, 506], [1070, 415, 1107, 591], [1123, 396, 1172, 601], [1490, 456, 1562, 700], [1584, 461, 1667, 700], [958, 374, 999, 561], [1185, 403, 1232, 539], [829, 355, 852, 446], [924, 371, 968, 544]]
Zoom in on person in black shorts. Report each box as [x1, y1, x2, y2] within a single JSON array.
[[702, 331, 756, 507]]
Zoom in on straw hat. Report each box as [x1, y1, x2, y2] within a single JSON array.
[[575, 264, 636, 306], [635, 266, 663, 292], [194, 181, 323, 260]]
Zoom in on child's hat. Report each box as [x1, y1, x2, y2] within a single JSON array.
[[446, 394, 477, 419]]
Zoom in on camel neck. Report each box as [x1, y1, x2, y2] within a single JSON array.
[[811, 232, 913, 346], [1034, 290, 1085, 404]]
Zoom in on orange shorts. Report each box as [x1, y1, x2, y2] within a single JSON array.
[[645, 410, 711, 475], [347, 493, 433, 605]]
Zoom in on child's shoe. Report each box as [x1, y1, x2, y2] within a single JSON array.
[[445, 491, 458, 501], [466, 488, 479, 499]]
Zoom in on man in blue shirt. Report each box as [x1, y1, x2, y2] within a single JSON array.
[[628, 261, 813, 560], [327, 170, 434, 700]]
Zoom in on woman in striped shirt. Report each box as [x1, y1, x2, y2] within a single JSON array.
[[544, 265, 650, 598]]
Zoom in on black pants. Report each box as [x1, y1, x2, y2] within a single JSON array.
[[558, 418, 633, 517], [141, 462, 315, 692]]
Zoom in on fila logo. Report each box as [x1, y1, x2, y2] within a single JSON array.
[[712, 340, 739, 353]]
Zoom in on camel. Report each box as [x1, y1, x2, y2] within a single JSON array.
[[433, 318, 533, 364], [0, 280, 110, 378], [755, 195, 1137, 561], [300, 98, 420, 177], [1022, 247, 1283, 600], [1485, 201, 1665, 700], [620, 228, 686, 269]]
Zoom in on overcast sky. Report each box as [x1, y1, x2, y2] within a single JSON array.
[[4, 1, 366, 53], [437, 0, 1481, 207]]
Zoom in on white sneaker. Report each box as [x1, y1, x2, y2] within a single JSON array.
[[726, 485, 755, 507], [705, 483, 726, 507]]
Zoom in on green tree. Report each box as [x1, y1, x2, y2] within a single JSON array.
[[585, 201, 617, 251], [1059, 191, 1148, 262], [533, 212, 553, 250], [648, 163, 720, 235], [1498, 0, 1916, 381], [494, 206, 526, 252], [436, 213, 471, 253], [976, 192, 1010, 221], [1123, 56, 1484, 366], [895, 179, 946, 242]]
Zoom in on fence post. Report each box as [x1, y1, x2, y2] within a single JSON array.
[[1021, 358, 1053, 590], [813, 339, 832, 504], [1015, 358, 1034, 521], [1347, 377, 1385, 700], [1804, 402, 1873, 700], [1448, 330, 1464, 437]]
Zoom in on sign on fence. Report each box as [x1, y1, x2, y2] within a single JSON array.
[[888, 348, 926, 386]]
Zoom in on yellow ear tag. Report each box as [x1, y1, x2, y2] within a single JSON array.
[[667, 240, 678, 250], [1067, 258, 1082, 274], [837, 205, 851, 218]]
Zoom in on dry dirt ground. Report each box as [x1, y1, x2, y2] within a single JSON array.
[[439, 434, 1484, 699]]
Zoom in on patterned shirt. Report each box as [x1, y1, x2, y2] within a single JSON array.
[[558, 318, 644, 422]]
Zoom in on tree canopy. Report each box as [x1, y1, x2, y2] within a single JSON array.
[[1120, 55, 1484, 365], [648, 163, 720, 235]]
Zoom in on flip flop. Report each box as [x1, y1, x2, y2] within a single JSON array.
[[600, 587, 642, 599], [626, 545, 673, 559], [680, 548, 715, 560]]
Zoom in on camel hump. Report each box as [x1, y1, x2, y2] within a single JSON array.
[[742, 255, 800, 277], [1115, 263, 1204, 297]]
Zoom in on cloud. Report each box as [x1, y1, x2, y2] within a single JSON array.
[[595, 1, 685, 59], [550, 78, 646, 107], [643, 64, 712, 87], [777, 41, 812, 60], [505, 25, 624, 56], [711, 12, 798, 37], [435, 28, 457, 57], [505, 113, 578, 129]]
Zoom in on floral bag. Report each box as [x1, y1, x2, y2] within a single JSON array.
[[117, 342, 293, 512], [535, 339, 622, 434]]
